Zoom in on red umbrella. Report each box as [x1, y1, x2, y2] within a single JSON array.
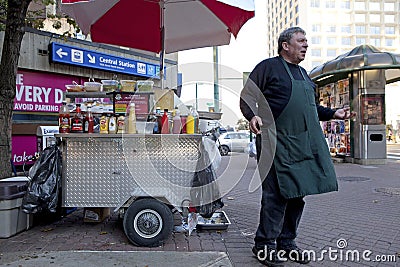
[[61, 0, 255, 83]]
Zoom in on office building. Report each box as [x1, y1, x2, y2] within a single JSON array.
[[266, 0, 399, 72]]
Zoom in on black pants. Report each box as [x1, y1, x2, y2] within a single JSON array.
[[254, 164, 305, 249]]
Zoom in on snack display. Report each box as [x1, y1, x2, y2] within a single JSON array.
[[120, 80, 137, 92], [84, 81, 102, 92], [101, 80, 119, 92], [65, 82, 84, 92], [136, 80, 154, 92]]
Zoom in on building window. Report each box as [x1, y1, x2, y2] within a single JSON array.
[[341, 1, 350, 9], [311, 36, 321, 44], [370, 38, 381, 47], [355, 25, 366, 34], [310, 0, 320, 8], [326, 0, 335, 8], [370, 14, 381, 23], [355, 14, 366, 22], [369, 2, 380, 11], [326, 25, 336, 33], [384, 2, 395, 11], [312, 24, 321, 32], [384, 15, 395, 23], [342, 37, 351, 45], [385, 38, 395, 46], [327, 49, 336, 57], [295, 17, 299, 25], [311, 49, 321, 56], [370, 26, 380, 34], [341, 26, 351, 33], [354, 1, 365, 10], [327, 37, 336, 45], [385, 26, 395, 34], [356, 37, 366, 45]]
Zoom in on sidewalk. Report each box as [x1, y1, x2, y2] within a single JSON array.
[[1, 154, 399, 266]]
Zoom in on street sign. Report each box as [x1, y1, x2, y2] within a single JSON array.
[[49, 42, 161, 78]]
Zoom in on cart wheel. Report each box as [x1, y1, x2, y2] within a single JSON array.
[[123, 198, 173, 247], [219, 145, 230, 156]]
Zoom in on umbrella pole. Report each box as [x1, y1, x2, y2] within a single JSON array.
[[160, 26, 165, 90], [160, 1, 165, 90]]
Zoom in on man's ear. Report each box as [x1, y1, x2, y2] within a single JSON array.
[[282, 42, 289, 51]]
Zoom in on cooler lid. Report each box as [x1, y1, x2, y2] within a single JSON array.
[[36, 126, 59, 136], [0, 181, 28, 200]]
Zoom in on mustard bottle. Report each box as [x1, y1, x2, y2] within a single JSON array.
[[186, 108, 195, 134], [99, 114, 109, 134]]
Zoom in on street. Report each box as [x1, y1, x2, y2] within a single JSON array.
[[387, 143, 400, 161]]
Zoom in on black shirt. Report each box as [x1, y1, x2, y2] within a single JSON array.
[[240, 56, 335, 122]]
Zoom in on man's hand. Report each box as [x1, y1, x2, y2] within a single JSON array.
[[333, 106, 356, 120], [249, 116, 263, 134]]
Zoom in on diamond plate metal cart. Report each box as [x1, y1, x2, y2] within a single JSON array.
[[57, 133, 206, 247]]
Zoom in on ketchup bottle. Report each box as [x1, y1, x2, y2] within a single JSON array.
[[161, 109, 169, 134]]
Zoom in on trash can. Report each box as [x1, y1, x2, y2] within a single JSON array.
[[0, 176, 33, 238]]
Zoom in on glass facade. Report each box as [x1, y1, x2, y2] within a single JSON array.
[[266, 0, 400, 70]]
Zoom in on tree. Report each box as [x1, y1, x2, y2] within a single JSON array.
[[0, 0, 33, 178], [236, 118, 249, 131], [0, 0, 77, 178]]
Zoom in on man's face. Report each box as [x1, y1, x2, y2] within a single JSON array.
[[284, 32, 308, 64]]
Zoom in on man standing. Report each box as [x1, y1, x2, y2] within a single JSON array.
[[240, 27, 354, 266]]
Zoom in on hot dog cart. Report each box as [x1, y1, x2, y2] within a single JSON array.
[[56, 132, 222, 247]]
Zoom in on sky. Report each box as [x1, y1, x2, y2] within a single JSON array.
[[177, 0, 267, 127]]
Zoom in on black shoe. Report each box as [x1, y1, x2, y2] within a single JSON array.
[[277, 245, 311, 264], [252, 246, 285, 267]]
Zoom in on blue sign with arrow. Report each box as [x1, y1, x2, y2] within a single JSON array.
[[49, 42, 161, 78]]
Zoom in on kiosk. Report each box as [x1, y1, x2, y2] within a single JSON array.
[[310, 45, 400, 165]]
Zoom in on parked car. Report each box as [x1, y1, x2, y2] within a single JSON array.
[[217, 132, 251, 156]]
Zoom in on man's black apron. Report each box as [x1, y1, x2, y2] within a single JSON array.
[[261, 58, 338, 199]]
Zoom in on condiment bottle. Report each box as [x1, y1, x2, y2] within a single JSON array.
[[161, 109, 169, 134], [155, 106, 162, 134], [148, 108, 159, 134], [71, 103, 84, 133], [180, 115, 187, 134], [172, 109, 182, 134], [117, 115, 125, 134], [59, 101, 70, 133], [186, 108, 195, 134], [108, 114, 117, 134], [99, 113, 109, 134], [83, 105, 94, 133], [192, 105, 199, 133], [127, 102, 137, 134]]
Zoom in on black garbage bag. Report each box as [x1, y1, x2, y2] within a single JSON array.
[[190, 142, 224, 218], [22, 144, 62, 214]]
